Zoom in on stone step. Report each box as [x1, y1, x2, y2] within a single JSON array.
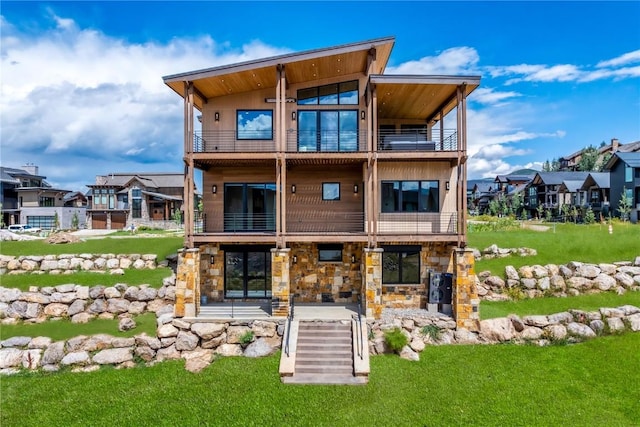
[[298, 323, 351, 330], [295, 356, 352, 366], [282, 373, 368, 385], [297, 330, 351, 338], [296, 338, 352, 346], [295, 363, 354, 374], [295, 349, 352, 358]]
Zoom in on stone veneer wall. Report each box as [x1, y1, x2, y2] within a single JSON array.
[[271, 248, 290, 317], [381, 242, 456, 309], [0, 254, 158, 275], [175, 249, 200, 318], [289, 243, 362, 303], [453, 249, 480, 331], [364, 248, 383, 318], [199, 244, 224, 303]]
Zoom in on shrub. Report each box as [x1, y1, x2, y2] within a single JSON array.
[[239, 330, 254, 346], [420, 325, 441, 341], [384, 327, 408, 352]]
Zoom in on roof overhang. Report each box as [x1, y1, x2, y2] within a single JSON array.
[[141, 190, 182, 201], [368, 75, 480, 121], [163, 37, 396, 110]]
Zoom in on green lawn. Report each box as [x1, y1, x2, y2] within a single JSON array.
[[0, 313, 156, 341], [2, 333, 639, 426], [481, 291, 640, 320], [0, 268, 173, 291], [0, 236, 183, 260], [468, 222, 640, 276]]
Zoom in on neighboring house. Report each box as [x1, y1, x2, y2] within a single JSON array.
[[86, 172, 185, 230], [467, 179, 496, 214], [525, 172, 589, 216], [558, 138, 640, 172], [580, 172, 611, 215], [163, 37, 480, 323], [604, 152, 640, 223], [0, 164, 86, 230]]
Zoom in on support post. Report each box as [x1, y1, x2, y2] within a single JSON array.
[[175, 248, 201, 318], [271, 248, 291, 317], [363, 248, 383, 318], [452, 248, 479, 331]]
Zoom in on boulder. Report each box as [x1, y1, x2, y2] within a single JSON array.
[[593, 274, 616, 291], [93, 348, 133, 365], [508, 315, 525, 332], [409, 337, 426, 352], [244, 337, 280, 358], [576, 264, 600, 279], [480, 317, 515, 342], [60, 351, 90, 366], [175, 331, 199, 351], [215, 344, 243, 357], [505, 265, 519, 281], [606, 317, 625, 332], [71, 313, 93, 323], [566, 322, 596, 339], [0, 348, 23, 368], [614, 272, 635, 288], [157, 324, 179, 338], [118, 317, 137, 332], [44, 303, 68, 317], [544, 324, 567, 340], [156, 344, 181, 361], [399, 345, 419, 362], [523, 315, 549, 328], [531, 265, 548, 279], [454, 328, 480, 344], [183, 349, 214, 373], [627, 313, 640, 332], [547, 312, 573, 325], [22, 349, 42, 369], [1, 336, 31, 348], [520, 327, 544, 340], [29, 336, 52, 349], [42, 341, 66, 365], [251, 321, 276, 337], [226, 326, 251, 344], [134, 334, 162, 350], [485, 276, 505, 289], [135, 346, 156, 362]]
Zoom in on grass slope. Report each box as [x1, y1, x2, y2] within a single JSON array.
[[468, 222, 640, 276], [0, 236, 183, 260], [0, 268, 173, 291], [2, 334, 639, 426], [481, 292, 640, 320], [0, 313, 156, 341]]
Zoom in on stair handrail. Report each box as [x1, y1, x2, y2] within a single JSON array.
[[356, 294, 364, 360], [284, 295, 294, 357]]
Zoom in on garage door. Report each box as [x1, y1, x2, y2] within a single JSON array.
[[111, 213, 126, 230], [92, 213, 107, 229]]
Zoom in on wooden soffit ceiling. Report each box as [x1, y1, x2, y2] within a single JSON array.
[[370, 75, 480, 122], [163, 37, 395, 110]]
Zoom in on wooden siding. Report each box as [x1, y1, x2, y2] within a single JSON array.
[[286, 165, 364, 233]]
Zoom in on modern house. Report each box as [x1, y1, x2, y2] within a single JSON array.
[[605, 152, 640, 223], [163, 37, 480, 334], [467, 179, 496, 214], [579, 172, 611, 216], [86, 172, 184, 230], [525, 172, 589, 216], [0, 164, 86, 230]]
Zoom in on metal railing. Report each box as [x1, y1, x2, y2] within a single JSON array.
[[193, 131, 276, 153], [355, 294, 363, 360], [284, 295, 295, 357], [223, 212, 276, 233], [287, 211, 364, 233], [377, 129, 458, 152], [286, 130, 368, 152], [377, 212, 458, 234]]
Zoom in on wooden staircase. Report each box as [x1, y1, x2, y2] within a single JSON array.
[[280, 320, 368, 385]]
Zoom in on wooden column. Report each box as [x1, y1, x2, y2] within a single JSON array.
[[371, 86, 378, 245], [183, 82, 195, 248]]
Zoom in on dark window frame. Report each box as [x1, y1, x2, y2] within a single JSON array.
[[297, 80, 359, 105], [296, 109, 359, 152], [236, 109, 274, 140], [381, 180, 440, 213], [322, 182, 341, 201], [318, 243, 343, 262], [382, 245, 421, 285]]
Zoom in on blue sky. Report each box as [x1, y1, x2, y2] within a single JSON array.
[[1, 1, 639, 192]]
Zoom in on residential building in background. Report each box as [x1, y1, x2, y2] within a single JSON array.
[[605, 152, 640, 223], [86, 172, 185, 230], [0, 163, 86, 230]]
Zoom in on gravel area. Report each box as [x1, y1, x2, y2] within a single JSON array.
[[380, 307, 453, 323]]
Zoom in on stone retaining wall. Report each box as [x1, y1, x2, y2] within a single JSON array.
[[368, 305, 640, 361], [478, 257, 640, 301], [0, 276, 176, 324], [0, 254, 159, 275]]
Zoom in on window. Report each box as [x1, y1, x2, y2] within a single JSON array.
[[297, 80, 358, 105], [132, 187, 142, 218], [224, 183, 276, 232], [625, 165, 633, 182], [322, 183, 340, 201], [297, 110, 358, 151], [381, 181, 439, 213], [39, 196, 55, 207], [318, 244, 342, 262], [382, 246, 421, 284], [237, 110, 273, 140]]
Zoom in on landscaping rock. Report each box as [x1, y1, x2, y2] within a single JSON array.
[[627, 313, 640, 332], [175, 331, 199, 351], [93, 348, 133, 365], [544, 324, 567, 340], [576, 264, 600, 279], [505, 265, 519, 281], [118, 317, 137, 332], [593, 274, 616, 291], [566, 322, 596, 338], [480, 317, 515, 342], [244, 337, 279, 358], [22, 349, 42, 369], [226, 326, 251, 344], [215, 344, 243, 357], [60, 351, 90, 366], [252, 321, 277, 337], [2, 336, 31, 348], [0, 348, 23, 368], [29, 336, 52, 349], [399, 345, 419, 361], [183, 349, 214, 373]]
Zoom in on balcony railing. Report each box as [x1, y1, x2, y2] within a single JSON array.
[[193, 131, 276, 153], [286, 130, 367, 152], [377, 130, 458, 152], [377, 212, 457, 234], [287, 211, 364, 233]]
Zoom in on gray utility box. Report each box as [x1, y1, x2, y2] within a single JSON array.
[[428, 272, 453, 304]]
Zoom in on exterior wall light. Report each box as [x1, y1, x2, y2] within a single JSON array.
[[354, 184, 359, 194], [214, 112, 220, 121], [292, 111, 296, 121], [351, 254, 356, 263], [212, 184, 217, 194], [291, 184, 296, 194], [293, 255, 297, 264], [361, 110, 365, 120], [445, 181, 450, 191]]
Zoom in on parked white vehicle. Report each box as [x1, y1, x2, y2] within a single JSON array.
[[7, 224, 42, 234]]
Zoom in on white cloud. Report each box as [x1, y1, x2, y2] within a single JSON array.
[[471, 88, 522, 105], [386, 46, 480, 75], [597, 49, 640, 68], [0, 12, 290, 190]]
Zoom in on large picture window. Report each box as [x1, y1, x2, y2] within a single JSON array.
[[297, 110, 358, 152], [318, 244, 343, 262], [297, 80, 358, 105], [382, 246, 421, 285], [224, 183, 276, 232], [381, 181, 440, 213], [39, 196, 55, 207], [237, 110, 273, 140]]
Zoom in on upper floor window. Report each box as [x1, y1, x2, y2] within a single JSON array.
[[39, 196, 55, 207], [297, 81, 358, 105], [237, 110, 273, 140], [381, 181, 439, 213], [625, 165, 633, 182], [132, 188, 141, 198]]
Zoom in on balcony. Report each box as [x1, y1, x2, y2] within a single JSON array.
[[193, 131, 276, 153], [286, 130, 367, 153], [287, 211, 364, 233], [377, 212, 457, 235], [377, 130, 458, 152]]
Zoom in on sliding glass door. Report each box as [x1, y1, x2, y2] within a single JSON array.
[[224, 183, 276, 232], [224, 247, 272, 298]]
